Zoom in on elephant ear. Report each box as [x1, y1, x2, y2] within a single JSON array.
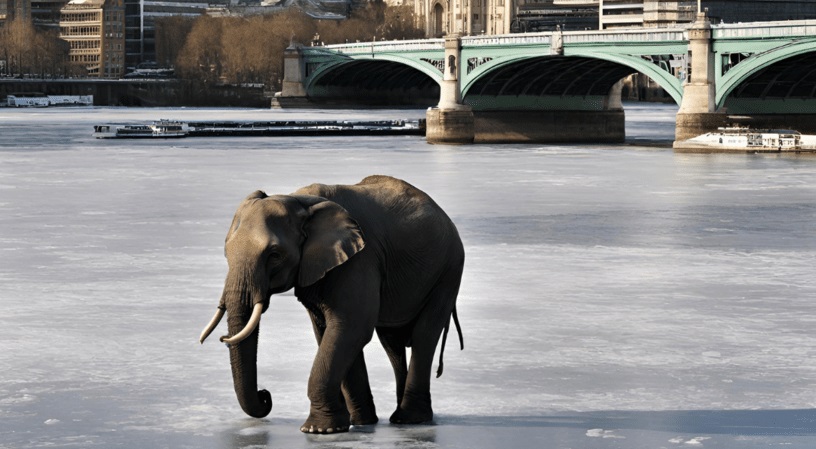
[[296, 198, 365, 287]]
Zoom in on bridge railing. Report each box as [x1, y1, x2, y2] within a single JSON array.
[[311, 20, 816, 57], [320, 39, 444, 54], [563, 28, 685, 44], [713, 20, 816, 38], [462, 33, 552, 46]]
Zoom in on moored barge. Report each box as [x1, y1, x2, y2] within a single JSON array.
[[93, 119, 425, 139]]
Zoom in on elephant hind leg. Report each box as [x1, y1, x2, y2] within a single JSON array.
[[376, 326, 409, 406], [392, 264, 463, 424]]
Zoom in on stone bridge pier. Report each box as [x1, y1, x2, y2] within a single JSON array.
[[426, 35, 475, 144], [675, 12, 727, 141]]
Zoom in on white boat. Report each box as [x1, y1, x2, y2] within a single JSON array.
[[674, 126, 816, 153], [47, 95, 94, 106], [5, 94, 93, 107], [123, 62, 175, 79], [93, 120, 189, 139], [6, 94, 50, 107]]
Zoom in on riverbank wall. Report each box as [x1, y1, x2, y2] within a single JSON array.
[[0, 79, 270, 107]]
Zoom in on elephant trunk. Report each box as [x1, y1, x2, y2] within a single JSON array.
[[223, 277, 272, 418], [227, 308, 272, 418]]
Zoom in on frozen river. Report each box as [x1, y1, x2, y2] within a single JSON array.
[[1, 104, 816, 448]]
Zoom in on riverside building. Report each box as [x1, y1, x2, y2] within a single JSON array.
[[410, 0, 816, 37], [59, 0, 125, 78]]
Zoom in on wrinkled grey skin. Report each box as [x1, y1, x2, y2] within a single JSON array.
[[212, 175, 464, 434]]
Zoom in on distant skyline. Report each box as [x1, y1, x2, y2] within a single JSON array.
[[3, 0, 816, 73]]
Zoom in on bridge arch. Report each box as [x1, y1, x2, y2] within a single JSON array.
[[462, 54, 682, 110], [716, 41, 816, 109], [575, 53, 684, 105], [306, 57, 441, 106], [307, 53, 443, 89]]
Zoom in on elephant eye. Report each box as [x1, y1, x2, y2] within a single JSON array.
[[266, 246, 285, 264]]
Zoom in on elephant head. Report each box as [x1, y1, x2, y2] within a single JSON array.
[[199, 190, 365, 418]]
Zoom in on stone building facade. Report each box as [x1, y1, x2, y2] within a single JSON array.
[[702, 0, 816, 24], [409, 0, 515, 37], [411, 0, 816, 37], [59, 0, 125, 78], [513, 0, 597, 33]]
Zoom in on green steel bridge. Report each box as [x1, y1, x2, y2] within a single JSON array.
[[280, 17, 816, 144]]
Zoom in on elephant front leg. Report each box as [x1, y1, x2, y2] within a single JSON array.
[[301, 324, 371, 434], [302, 358, 351, 433], [342, 351, 378, 426]]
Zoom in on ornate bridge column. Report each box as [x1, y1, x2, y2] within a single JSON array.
[[271, 44, 313, 109], [675, 11, 727, 142], [426, 34, 475, 144], [272, 44, 310, 108], [281, 45, 307, 97]]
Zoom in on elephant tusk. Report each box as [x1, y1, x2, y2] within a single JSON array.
[[200, 307, 226, 344], [220, 303, 263, 346]]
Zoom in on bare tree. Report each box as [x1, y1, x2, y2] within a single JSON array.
[[155, 16, 195, 68], [379, 5, 424, 40], [168, 4, 424, 88], [175, 15, 226, 84], [0, 17, 73, 78]]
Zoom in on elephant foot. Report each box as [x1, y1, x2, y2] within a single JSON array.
[[300, 424, 350, 434], [300, 410, 351, 434], [389, 406, 433, 424], [350, 409, 379, 426], [390, 391, 433, 424]]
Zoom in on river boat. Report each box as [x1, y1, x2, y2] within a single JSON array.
[[93, 119, 425, 139], [6, 93, 50, 107], [93, 120, 190, 139], [674, 126, 816, 153], [47, 95, 94, 106], [123, 62, 175, 79], [4, 93, 93, 107], [185, 119, 424, 137]]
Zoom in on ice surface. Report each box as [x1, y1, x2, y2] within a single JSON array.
[[1, 104, 816, 448]]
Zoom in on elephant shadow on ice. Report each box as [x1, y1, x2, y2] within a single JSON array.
[[218, 418, 438, 449], [442, 409, 816, 436]]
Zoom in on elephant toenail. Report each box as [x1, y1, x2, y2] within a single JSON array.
[[327, 428, 334, 433]]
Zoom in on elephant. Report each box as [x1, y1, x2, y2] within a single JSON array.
[[200, 175, 465, 434]]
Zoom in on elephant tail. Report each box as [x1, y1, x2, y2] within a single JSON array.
[[436, 306, 464, 378]]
